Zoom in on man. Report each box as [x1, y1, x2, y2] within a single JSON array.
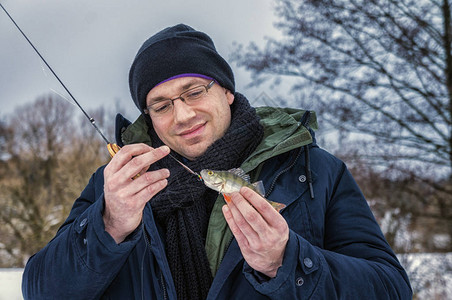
[[22, 24, 412, 299]]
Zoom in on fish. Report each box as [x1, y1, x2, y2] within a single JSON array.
[[200, 168, 286, 212]]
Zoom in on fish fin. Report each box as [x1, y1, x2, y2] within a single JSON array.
[[228, 168, 250, 182], [251, 181, 266, 197], [223, 193, 232, 203], [269, 200, 286, 213]]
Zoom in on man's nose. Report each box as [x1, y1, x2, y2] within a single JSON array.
[[172, 99, 196, 123]]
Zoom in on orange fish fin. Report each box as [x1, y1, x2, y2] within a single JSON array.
[[223, 193, 232, 204]]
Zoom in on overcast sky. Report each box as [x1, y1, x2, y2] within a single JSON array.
[[0, 0, 280, 121]]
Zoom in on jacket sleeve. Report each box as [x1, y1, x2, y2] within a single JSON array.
[[22, 166, 142, 299], [243, 163, 412, 299]]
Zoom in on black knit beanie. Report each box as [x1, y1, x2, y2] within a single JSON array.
[[129, 24, 235, 112]]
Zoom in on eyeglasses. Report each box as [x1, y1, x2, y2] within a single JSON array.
[[144, 80, 215, 116]]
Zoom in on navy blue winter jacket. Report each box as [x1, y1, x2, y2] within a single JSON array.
[[22, 108, 412, 299]]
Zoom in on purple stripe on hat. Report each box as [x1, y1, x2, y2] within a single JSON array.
[[155, 73, 215, 88]]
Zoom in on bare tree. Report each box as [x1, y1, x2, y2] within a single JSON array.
[[231, 0, 452, 200], [0, 94, 111, 267]]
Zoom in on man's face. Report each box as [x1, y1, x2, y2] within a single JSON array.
[[146, 76, 234, 160]]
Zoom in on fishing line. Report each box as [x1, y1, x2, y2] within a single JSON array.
[[40, 59, 72, 104], [50, 88, 76, 106], [167, 153, 203, 181], [40, 60, 49, 78]]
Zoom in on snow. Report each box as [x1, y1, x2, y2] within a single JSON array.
[[1, 253, 451, 299], [398, 252, 452, 299], [0, 269, 23, 300]]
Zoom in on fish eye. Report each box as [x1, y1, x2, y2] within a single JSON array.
[[208, 171, 213, 175]]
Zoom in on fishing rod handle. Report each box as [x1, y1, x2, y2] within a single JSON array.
[[107, 143, 121, 158]]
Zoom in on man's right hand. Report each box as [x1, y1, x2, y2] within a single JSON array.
[[103, 144, 170, 243]]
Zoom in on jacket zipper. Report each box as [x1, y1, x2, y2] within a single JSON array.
[[143, 226, 168, 300], [265, 148, 302, 198], [160, 272, 168, 300], [218, 236, 234, 272]]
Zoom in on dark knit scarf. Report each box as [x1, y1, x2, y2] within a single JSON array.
[[145, 93, 264, 300]]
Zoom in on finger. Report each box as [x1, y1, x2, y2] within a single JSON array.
[[119, 145, 170, 181], [109, 174, 169, 212], [129, 168, 170, 196], [240, 187, 286, 228], [222, 204, 251, 250], [226, 193, 261, 241], [106, 144, 155, 174], [134, 177, 169, 205]]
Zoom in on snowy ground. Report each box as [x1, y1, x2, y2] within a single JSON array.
[[1, 253, 451, 299], [0, 268, 22, 300]]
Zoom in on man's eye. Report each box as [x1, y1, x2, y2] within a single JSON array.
[[186, 89, 204, 99], [153, 102, 171, 113]]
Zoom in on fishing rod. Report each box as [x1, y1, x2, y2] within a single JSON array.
[[0, 3, 110, 146], [0, 3, 203, 180], [0, 2, 123, 158]]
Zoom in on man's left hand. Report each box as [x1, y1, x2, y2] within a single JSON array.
[[222, 187, 289, 278]]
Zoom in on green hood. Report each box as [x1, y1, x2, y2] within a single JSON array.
[[241, 106, 317, 173]]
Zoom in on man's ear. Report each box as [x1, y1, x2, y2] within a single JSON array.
[[225, 89, 234, 105]]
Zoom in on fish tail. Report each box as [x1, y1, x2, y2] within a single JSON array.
[[269, 200, 286, 213]]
